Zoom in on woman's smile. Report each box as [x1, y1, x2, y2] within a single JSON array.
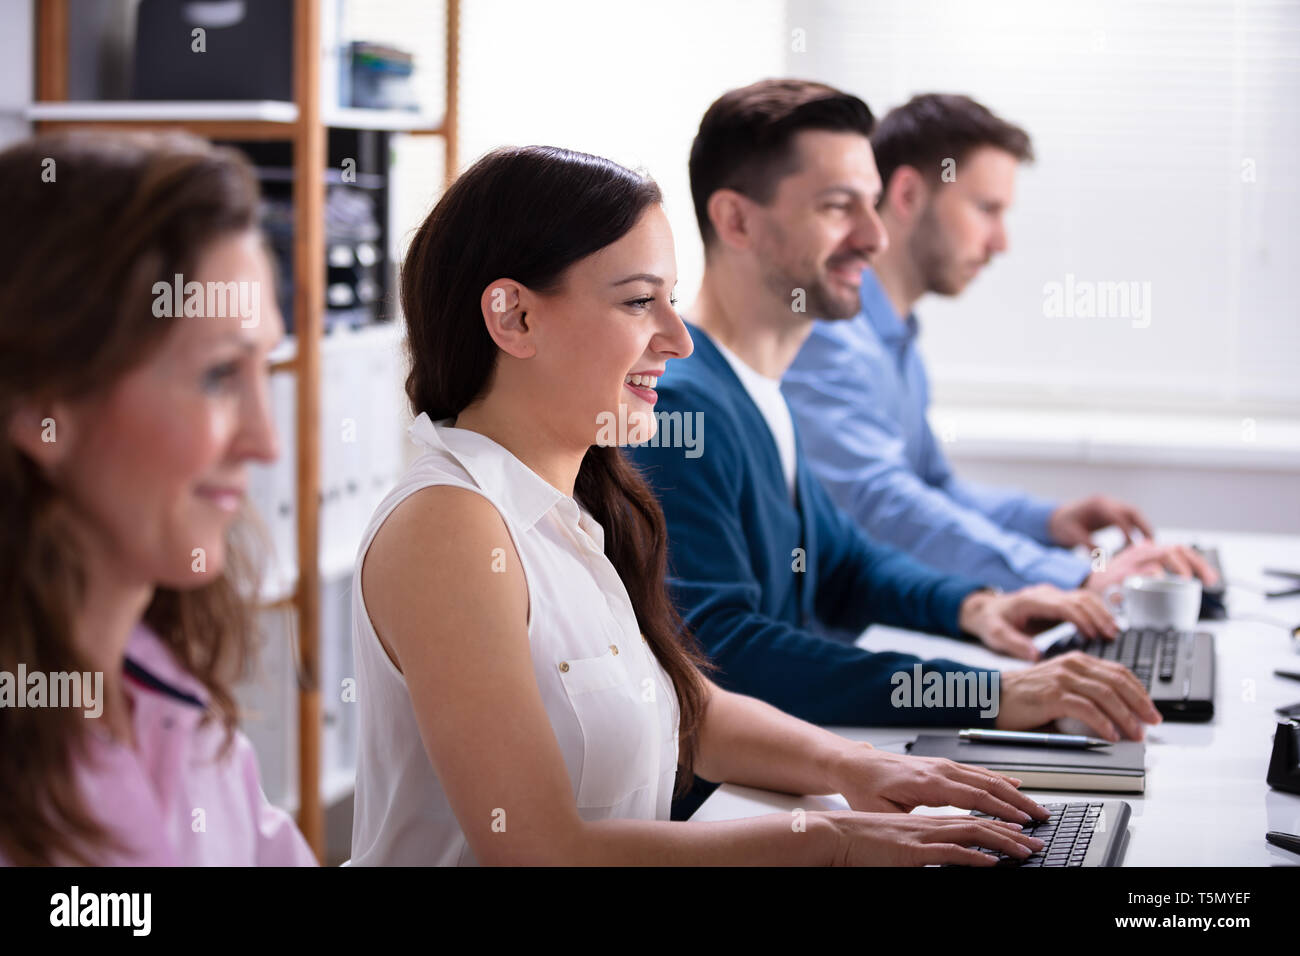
[[623, 369, 663, 405]]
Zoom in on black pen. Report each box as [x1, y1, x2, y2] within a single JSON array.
[[958, 729, 1111, 749], [1276, 670, 1300, 683]]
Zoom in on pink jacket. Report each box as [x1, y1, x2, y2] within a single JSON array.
[[2, 624, 317, 866]]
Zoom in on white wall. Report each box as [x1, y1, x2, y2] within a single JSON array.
[[783, 0, 1299, 535], [365, 0, 1299, 536], [460, 0, 788, 302], [784, 0, 1300, 417], [346, 0, 791, 298], [952, 454, 1300, 536]]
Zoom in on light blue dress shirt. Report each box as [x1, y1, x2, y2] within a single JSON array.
[[782, 268, 1091, 591]]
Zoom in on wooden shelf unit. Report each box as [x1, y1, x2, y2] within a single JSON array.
[[32, 0, 459, 861]]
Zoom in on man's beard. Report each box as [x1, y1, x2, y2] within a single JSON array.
[[754, 217, 862, 321], [819, 253, 868, 319], [761, 258, 860, 320], [910, 206, 970, 297]]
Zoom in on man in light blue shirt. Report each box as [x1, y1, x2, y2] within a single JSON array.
[[784, 94, 1215, 596]]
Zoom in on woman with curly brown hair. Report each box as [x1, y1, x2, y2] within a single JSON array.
[[0, 130, 314, 866]]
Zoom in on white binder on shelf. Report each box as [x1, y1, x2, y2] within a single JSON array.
[[363, 325, 400, 523], [318, 574, 357, 805], [234, 608, 298, 810], [319, 574, 343, 784], [378, 323, 408, 494], [338, 331, 367, 566], [246, 443, 277, 599], [268, 371, 298, 600], [318, 338, 345, 576]]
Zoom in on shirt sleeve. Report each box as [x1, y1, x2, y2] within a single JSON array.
[[784, 329, 1091, 592], [913, 404, 1063, 547], [940, 471, 1064, 547], [801, 452, 986, 639], [626, 381, 1000, 729]]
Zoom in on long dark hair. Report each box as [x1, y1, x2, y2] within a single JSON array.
[[402, 146, 715, 792], [0, 130, 264, 864]]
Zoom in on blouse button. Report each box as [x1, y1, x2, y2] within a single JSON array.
[[609, 644, 619, 655], [558, 661, 570, 673]]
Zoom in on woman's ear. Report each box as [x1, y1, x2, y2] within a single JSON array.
[[480, 279, 537, 359], [6, 399, 73, 472]]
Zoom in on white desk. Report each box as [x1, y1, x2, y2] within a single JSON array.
[[692, 530, 1300, 865]]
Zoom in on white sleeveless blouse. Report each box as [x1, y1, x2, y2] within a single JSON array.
[[350, 413, 681, 865]]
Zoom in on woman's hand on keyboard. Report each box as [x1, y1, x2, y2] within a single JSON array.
[[832, 744, 1050, 822], [822, 811, 1045, 866]]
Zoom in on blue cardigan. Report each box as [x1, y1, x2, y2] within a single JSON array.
[[625, 323, 1001, 728]]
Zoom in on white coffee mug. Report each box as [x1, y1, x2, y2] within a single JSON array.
[[1110, 575, 1202, 631]]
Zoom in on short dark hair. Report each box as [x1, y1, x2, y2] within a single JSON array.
[[689, 78, 875, 249], [871, 93, 1033, 197]]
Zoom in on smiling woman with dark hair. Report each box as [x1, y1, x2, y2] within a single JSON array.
[[0, 130, 314, 866], [349, 144, 1051, 866]]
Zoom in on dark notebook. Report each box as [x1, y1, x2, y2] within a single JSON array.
[[908, 734, 1146, 793]]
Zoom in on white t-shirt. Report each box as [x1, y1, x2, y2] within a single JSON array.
[[711, 335, 798, 500], [349, 413, 680, 866]]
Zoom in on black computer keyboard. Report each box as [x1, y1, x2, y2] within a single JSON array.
[[966, 800, 1131, 867], [1045, 626, 1215, 720], [1074, 627, 1180, 686]]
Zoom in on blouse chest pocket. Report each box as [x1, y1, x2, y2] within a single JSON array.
[[556, 646, 660, 809]]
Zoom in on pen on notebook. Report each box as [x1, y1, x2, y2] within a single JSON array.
[[1275, 670, 1300, 683], [958, 729, 1112, 749]]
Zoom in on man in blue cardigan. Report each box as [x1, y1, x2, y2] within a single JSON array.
[[626, 80, 1160, 817]]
